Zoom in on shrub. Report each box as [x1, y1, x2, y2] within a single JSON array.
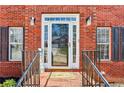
[[2, 79, 16, 87], [0, 84, 3, 87]]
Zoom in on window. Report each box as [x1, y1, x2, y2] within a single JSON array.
[[73, 25, 76, 63], [44, 17, 76, 22], [97, 27, 110, 60], [9, 27, 23, 61], [44, 25, 48, 63]]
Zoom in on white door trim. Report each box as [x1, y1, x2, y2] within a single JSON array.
[[41, 14, 80, 69]]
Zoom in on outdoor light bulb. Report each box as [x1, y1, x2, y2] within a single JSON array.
[[86, 16, 92, 26], [30, 17, 35, 26]]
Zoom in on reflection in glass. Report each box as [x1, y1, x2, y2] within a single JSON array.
[[97, 28, 109, 43], [52, 24, 69, 66], [44, 25, 48, 63], [10, 28, 23, 43], [9, 27, 23, 61], [97, 28, 109, 60], [97, 44, 109, 60], [73, 25, 76, 63], [10, 44, 23, 60], [45, 17, 76, 22]]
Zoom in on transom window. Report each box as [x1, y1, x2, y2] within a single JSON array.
[[97, 27, 110, 60], [9, 27, 23, 61], [44, 17, 76, 22], [43, 14, 79, 23]]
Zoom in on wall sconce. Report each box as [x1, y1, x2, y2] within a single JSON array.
[[86, 16, 92, 26], [30, 17, 35, 26]]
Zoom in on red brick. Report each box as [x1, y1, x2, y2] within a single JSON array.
[[0, 5, 124, 78]]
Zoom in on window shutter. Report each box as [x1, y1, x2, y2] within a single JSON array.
[[120, 27, 124, 60], [112, 27, 119, 61], [0, 27, 2, 60], [0, 27, 9, 61]]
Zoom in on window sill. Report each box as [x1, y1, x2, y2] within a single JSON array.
[[0, 61, 21, 63], [99, 59, 112, 63], [9, 60, 22, 62]]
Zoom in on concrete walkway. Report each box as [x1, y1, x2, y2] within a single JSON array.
[[40, 72, 82, 87]]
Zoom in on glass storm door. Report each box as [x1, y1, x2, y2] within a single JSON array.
[[52, 24, 69, 66], [42, 14, 79, 69]]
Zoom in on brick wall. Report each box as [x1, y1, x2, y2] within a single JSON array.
[[96, 6, 124, 79], [0, 6, 25, 77], [0, 62, 22, 77], [0, 5, 124, 78], [100, 62, 124, 78]]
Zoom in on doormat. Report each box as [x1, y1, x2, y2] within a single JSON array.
[[50, 72, 76, 79]]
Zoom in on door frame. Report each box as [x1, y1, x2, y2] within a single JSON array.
[[41, 14, 80, 69]]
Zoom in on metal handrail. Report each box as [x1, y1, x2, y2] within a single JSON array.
[[83, 52, 111, 87], [16, 51, 40, 87]]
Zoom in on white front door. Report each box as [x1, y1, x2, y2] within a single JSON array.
[[42, 14, 79, 69]]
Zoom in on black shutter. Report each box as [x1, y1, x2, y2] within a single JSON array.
[[120, 27, 124, 60], [0, 27, 2, 60], [0, 27, 8, 61], [112, 27, 119, 61]]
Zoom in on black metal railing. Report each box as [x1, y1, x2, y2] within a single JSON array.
[[16, 50, 41, 87], [82, 50, 110, 87]]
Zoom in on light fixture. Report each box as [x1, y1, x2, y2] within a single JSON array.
[[86, 16, 92, 26], [30, 17, 35, 26]]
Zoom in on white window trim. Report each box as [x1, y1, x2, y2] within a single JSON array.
[[9, 27, 23, 61], [97, 27, 111, 61]]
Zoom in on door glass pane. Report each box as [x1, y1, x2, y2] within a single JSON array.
[[44, 25, 48, 63], [52, 24, 69, 66], [73, 25, 76, 63]]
